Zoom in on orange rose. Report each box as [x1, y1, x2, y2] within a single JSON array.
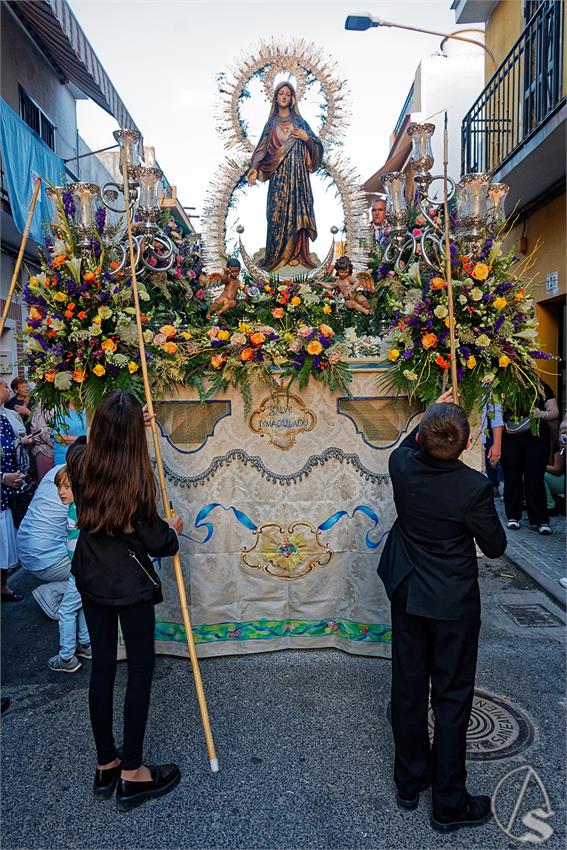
[[72, 369, 87, 383], [159, 325, 177, 338], [272, 308, 285, 319], [67, 303, 76, 311], [101, 338, 117, 353], [163, 341, 178, 354], [52, 255, 67, 267], [45, 370, 56, 383], [29, 307, 42, 321], [211, 354, 226, 369], [250, 332, 266, 346], [83, 271, 97, 283], [109, 261, 121, 270], [435, 354, 451, 369], [64, 310, 73, 319], [319, 324, 334, 338], [430, 277, 446, 290], [240, 347, 254, 361], [422, 333, 438, 350], [307, 340, 323, 355], [77, 311, 87, 320]]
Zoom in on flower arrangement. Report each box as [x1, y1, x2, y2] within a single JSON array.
[[378, 238, 552, 414]]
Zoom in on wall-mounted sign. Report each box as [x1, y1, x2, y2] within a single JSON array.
[[546, 271, 559, 295]]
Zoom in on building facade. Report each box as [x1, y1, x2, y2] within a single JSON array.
[[455, 0, 566, 406]]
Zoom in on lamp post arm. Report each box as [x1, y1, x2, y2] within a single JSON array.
[[375, 18, 496, 70]]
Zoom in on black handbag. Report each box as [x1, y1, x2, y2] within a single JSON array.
[[120, 539, 163, 605], [7, 475, 36, 528]]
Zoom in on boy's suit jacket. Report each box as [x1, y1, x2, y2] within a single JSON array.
[[378, 426, 507, 620]]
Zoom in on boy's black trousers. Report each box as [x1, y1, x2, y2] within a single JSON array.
[[390, 576, 480, 816]]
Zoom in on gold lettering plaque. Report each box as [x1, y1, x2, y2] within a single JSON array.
[[249, 391, 316, 451]]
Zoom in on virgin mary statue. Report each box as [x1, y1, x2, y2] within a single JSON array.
[[248, 81, 323, 271]]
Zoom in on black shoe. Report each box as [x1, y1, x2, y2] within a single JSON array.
[[396, 777, 431, 811], [116, 763, 181, 812], [93, 760, 122, 800], [431, 793, 492, 832]]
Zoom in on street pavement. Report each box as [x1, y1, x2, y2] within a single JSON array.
[[1, 554, 566, 850]]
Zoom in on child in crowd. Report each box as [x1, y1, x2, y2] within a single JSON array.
[[378, 390, 507, 833], [47, 466, 91, 673]]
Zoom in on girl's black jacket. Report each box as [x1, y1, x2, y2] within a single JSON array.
[[69, 446, 179, 606]]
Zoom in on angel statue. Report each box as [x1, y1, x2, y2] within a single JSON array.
[[248, 81, 324, 271]]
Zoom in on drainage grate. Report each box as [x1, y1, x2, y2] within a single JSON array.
[[499, 604, 563, 628]]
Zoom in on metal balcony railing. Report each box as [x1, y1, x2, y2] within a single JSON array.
[[461, 0, 564, 175]]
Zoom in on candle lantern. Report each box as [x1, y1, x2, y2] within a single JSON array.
[[487, 182, 510, 228]]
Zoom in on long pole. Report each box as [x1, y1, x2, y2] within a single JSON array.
[[442, 113, 459, 404], [120, 158, 219, 774], [0, 177, 42, 336], [375, 19, 497, 69]]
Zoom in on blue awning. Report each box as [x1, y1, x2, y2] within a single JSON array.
[[0, 97, 65, 244]]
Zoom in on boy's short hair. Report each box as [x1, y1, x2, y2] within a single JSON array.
[[226, 258, 241, 269], [10, 377, 25, 392], [418, 403, 470, 460], [54, 466, 70, 487]]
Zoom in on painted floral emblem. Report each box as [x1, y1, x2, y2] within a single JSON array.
[[241, 521, 332, 580]]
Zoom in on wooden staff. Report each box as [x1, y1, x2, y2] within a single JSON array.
[[442, 113, 459, 404], [0, 177, 42, 336], [120, 158, 219, 774]]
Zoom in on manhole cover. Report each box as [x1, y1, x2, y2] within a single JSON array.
[[387, 690, 534, 761], [499, 604, 563, 628]]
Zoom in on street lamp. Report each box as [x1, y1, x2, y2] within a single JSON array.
[[344, 12, 496, 69]]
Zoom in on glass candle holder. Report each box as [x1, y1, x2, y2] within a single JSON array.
[[487, 182, 510, 227], [407, 123, 435, 173], [382, 171, 408, 226], [66, 183, 100, 230], [113, 128, 142, 172]]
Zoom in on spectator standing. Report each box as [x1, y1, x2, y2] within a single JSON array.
[[30, 403, 54, 482], [4, 377, 32, 426], [501, 381, 559, 534], [544, 412, 566, 514], [69, 390, 182, 810], [47, 465, 91, 673], [481, 403, 504, 497], [370, 197, 387, 245], [0, 378, 25, 602]]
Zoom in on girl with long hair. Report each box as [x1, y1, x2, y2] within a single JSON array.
[[68, 390, 183, 812]]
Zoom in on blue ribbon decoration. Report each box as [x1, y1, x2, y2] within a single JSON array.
[[185, 503, 258, 544], [318, 505, 385, 550]]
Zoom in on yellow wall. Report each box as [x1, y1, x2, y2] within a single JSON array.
[[485, 1, 525, 80], [501, 193, 566, 395]]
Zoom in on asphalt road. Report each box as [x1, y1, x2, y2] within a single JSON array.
[[1, 558, 565, 850]]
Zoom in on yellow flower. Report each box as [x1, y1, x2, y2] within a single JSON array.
[[101, 338, 117, 353], [93, 316, 102, 325], [238, 322, 252, 333], [493, 297, 506, 310], [97, 306, 112, 319], [283, 332, 294, 341], [434, 305, 448, 319], [306, 340, 323, 355], [290, 296, 301, 307], [499, 354, 511, 368], [444, 316, 453, 328], [466, 355, 477, 369], [388, 349, 400, 362], [128, 361, 139, 373], [476, 334, 490, 348], [217, 330, 230, 341], [93, 364, 106, 377], [322, 304, 332, 315], [470, 288, 483, 301], [179, 331, 192, 340], [53, 291, 67, 303], [471, 262, 490, 281], [159, 324, 177, 338]]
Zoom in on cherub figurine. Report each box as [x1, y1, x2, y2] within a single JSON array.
[[206, 258, 242, 320], [322, 256, 374, 316]]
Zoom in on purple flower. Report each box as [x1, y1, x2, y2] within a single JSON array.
[[449, 243, 457, 258], [529, 350, 553, 359], [402, 350, 413, 360], [95, 206, 106, 233], [457, 366, 465, 381], [482, 293, 491, 302], [62, 191, 76, 219], [312, 355, 321, 368], [319, 336, 332, 348], [210, 339, 225, 348], [459, 346, 471, 358], [106, 363, 119, 377], [494, 315, 505, 333]]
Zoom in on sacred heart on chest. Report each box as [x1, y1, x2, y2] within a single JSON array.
[[241, 521, 333, 580]]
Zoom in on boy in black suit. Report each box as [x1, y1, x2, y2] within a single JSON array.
[[378, 391, 506, 832]]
